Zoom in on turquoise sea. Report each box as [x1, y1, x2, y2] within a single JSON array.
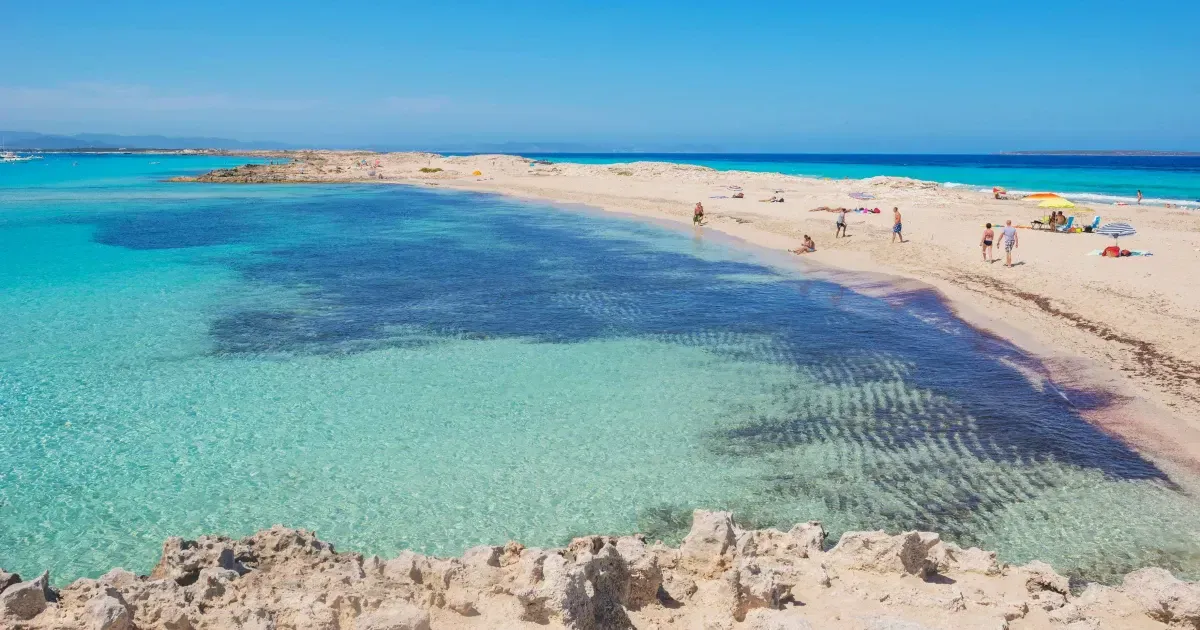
[[525, 153, 1200, 207], [3, 154, 1200, 586]]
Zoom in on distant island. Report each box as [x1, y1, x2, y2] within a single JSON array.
[[1001, 150, 1200, 156]]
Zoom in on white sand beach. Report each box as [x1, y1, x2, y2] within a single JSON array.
[[179, 151, 1200, 478]]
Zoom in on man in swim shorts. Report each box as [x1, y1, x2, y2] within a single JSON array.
[[693, 202, 705, 225], [1001, 219, 1019, 267], [836, 208, 848, 238], [892, 207, 904, 243]]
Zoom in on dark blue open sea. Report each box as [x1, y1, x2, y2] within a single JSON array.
[[2, 154, 1199, 585]]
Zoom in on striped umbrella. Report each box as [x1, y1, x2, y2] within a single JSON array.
[[1095, 222, 1136, 242]]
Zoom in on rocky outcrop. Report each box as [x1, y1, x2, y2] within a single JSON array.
[[4, 512, 1195, 629], [1122, 568, 1200, 627]]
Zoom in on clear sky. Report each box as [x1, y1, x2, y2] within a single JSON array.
[[4, 1, 1198, 152]]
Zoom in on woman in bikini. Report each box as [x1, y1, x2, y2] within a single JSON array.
[[981, 223, 994, 262]]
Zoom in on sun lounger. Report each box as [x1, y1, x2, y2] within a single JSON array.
[[1032, 215, 1051, 229]]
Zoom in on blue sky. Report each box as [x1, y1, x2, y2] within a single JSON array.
[[4, 1, 1198, 152]]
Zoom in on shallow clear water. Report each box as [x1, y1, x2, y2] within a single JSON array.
[[524, 153, 1200, 206], [3, 155, 1200, 585]]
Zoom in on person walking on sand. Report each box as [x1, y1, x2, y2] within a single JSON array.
[[693, 202, 705, 226], [1000, 219, 1019, 267], [891, 207, 905, 243], [981, 223, 994, 262], [836, 207, 848, 238], [1137, 189, 1143, 204]]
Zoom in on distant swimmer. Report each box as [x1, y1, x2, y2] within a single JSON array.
[[892, 207, 905, 243], [1137, 189, 1143, 204]]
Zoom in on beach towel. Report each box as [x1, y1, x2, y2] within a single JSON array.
[[849, 192, 875, 200], [709, 195, 729, 199], [1088, 249, 1152, 256]]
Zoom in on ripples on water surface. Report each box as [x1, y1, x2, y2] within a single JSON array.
[[1, 155, 1199, 584]]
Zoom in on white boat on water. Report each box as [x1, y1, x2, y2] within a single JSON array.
[[1, 150, 40, 163]]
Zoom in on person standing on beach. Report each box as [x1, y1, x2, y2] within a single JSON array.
[[1137, 189, 1143, 204], [1000, 219, 1019, 267], [693, 202, 705, 226], [981, 223, 994, 262], [836, 208, 848, 238], [891, 207, 905, 243]]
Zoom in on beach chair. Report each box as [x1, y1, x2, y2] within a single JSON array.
[[1055, 216, 1075, 233], [1031, 215, 1051, 230], [1085, 216, 1101, 232]]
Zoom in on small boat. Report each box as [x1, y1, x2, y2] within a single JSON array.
[[1, 151, 36, 163]]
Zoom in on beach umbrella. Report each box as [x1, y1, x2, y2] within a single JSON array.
[[1095, 222, 1136, 242], [1025, 192, 1062, 200], [1038, 198, 1075, 209]]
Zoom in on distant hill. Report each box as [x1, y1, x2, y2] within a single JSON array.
[[0, 131, 293, 150]]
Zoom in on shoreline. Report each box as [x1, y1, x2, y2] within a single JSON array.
[[171, 151, 1200, 480], [5, 511, 1196, 629]]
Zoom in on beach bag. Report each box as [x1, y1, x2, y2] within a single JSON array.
[[1103, 246, 1121, 257], [1120, 249, 1131, 257]]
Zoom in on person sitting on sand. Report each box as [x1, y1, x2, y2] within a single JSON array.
[[892, 207, 905, 243], [836, 208, 848, 238], [981, 223, 994, 262], [791, 235, 816, 254], [693, 202, 705, 226]]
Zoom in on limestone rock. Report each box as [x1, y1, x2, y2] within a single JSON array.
[[735, 522, 826, 560], [0, 569, 20, 594], [661, 571, 698, 601], [680, 510, 738, 575], [1002, 600, 1028, 621], [516, 552, 593, 626], [1122, 567, 1200, 627], [460, 544, 501, 568], [354, 602, 431, 630], [743, 607, 815, 629], [1021, 560, 1070, 596], [188, 567, 239, 602], [1047, 601, 1090, 625], [151, 535, 248, 585], [728, 561, 787, 620], [615, 535, 663, 609], [0, 571, 53, 620], [929, 542, 1000, 576], [383, 550, 425, 584], [862, 617, 935, 630], [829, 531, 940, 578], [85, 589, 132, 630]]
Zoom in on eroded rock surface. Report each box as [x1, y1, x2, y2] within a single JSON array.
[[4, 512, 1194, 629]]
